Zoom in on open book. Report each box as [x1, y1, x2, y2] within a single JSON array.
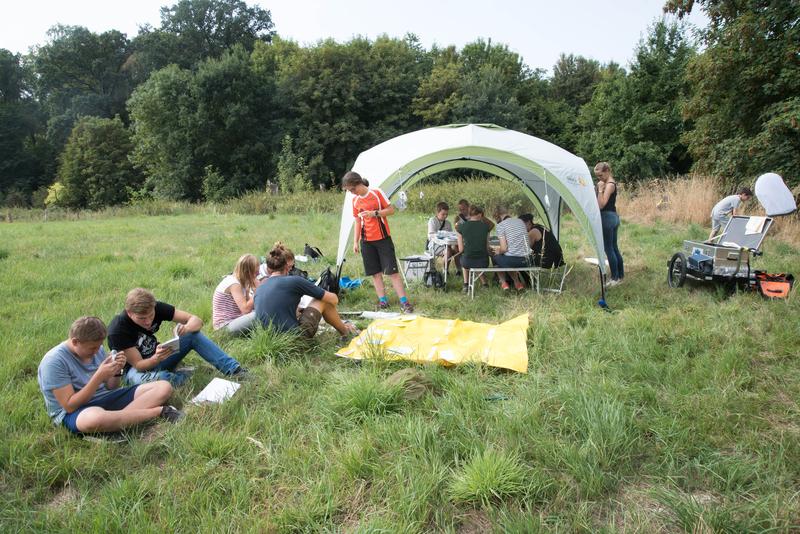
[[160, 325, 181, 352]]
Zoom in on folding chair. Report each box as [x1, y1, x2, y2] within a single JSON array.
[[399, 254, 433, 287], [538, 263, 572, 294]]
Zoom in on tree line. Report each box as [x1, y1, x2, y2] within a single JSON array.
[[0, 0, 797, 209]]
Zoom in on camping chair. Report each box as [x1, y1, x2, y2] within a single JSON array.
[[537, 263, 572, 294], [399, 253, 434, 287]]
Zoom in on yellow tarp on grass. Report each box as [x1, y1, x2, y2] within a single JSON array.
[[335, 314, 529, 373]]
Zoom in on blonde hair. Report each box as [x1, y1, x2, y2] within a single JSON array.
[[125, 288, 156, 314], [594, 161, 612, 174], [69, 316, 107, 342], [493, 205, 508, 220], [233, 254, 259, 293]]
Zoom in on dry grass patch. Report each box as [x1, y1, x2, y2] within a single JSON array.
[[45, 482, 78, 511], [618, 174, 800, 248], [618, 175, 721, 226]]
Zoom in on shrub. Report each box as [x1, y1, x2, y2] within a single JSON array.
[[58, 116, 141, 209], [276, 135, 312, 194]]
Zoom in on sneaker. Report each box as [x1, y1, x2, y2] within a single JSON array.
[[605, 279, 620, 288], [160, 405, 185, 424], [229, 366, 253, 381], [514, 282, 525, 291], [462, 283, 470, 294], [377, 300, 390, 310], [400, 301, 415, 314], [500, 281, 510, 291]]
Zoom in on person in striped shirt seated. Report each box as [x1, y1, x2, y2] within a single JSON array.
[[212, 254, 260, 335], [491, 205, 531, 291]]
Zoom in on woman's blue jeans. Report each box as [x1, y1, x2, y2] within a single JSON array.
[[124, 331, 241, 386], [601, 211, 624, 280]]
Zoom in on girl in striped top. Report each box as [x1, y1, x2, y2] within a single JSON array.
[[492, 205, 531, 290], [212, 254, 259, 335]]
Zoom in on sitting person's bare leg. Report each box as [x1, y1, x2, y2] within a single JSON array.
[[308, 299, 356, 336], [75, 381, 172, 433]]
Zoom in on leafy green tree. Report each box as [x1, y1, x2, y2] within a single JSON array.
[[412, 46, 461, 125], [128, 64, 197, 199], [546, 54, 603, 152], [270, 35, 427, 184], [58, 116, 141, 209], [665, 0, 800, 183], [577, 20, 694, 180], [129, 46, 274, 201], [130, 0, 275, 77], [32, 25, 134, 151], [192, 45, 274, 197], [0, 49, 49, 204], [551, 54, 601, 110], [412, 39, 529, 130]]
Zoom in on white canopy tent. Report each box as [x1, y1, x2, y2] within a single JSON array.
[[336, 124, 608, 292]]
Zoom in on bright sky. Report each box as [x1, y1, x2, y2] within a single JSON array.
[[2, 0, 707, 72]]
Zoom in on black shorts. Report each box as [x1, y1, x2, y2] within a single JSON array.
[[361, 237, 399, 276]]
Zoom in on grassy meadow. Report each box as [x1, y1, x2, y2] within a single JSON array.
[[1, 198, 799, 531]]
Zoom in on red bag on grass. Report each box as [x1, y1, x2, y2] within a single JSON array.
[[756, 272, 794, 299]]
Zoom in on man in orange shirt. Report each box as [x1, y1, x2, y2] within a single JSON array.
[[342, 171, 414, 313]]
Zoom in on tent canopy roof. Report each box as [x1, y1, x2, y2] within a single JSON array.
[[336, 124, 607, 280]]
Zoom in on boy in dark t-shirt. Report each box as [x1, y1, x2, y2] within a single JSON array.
[[254, 245, 358, 339], [107, 288, 248, 386]]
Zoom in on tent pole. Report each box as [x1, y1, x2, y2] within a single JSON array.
[[597, 265, 609, 310]]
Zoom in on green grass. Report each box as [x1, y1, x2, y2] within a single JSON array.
[[1, 209, 799, 532]]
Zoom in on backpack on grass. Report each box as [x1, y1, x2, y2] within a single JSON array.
[[317, 262, 343, 295], [304, 244, 324, 260]]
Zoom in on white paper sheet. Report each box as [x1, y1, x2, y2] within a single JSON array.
[[360, 311, 401, 319], [190, 377, 241, 405], [745, 216, 766, 235]]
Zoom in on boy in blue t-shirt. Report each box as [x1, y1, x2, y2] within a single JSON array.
[[37, 316, 181, 435]]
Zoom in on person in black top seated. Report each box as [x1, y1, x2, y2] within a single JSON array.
[[108, 288, 248, 387], [254, 244, 358, 340], [518, 213, 564, 269]]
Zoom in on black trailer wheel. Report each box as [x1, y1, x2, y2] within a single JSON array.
[[668, 252, 687, 288]]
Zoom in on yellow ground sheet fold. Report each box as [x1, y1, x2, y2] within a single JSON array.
[[335, 314, 529, 373]]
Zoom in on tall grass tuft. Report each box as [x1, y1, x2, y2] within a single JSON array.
[[239, 325, 307, 363], [449, 447, 527, 506], [328, 373, 404, 420]]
